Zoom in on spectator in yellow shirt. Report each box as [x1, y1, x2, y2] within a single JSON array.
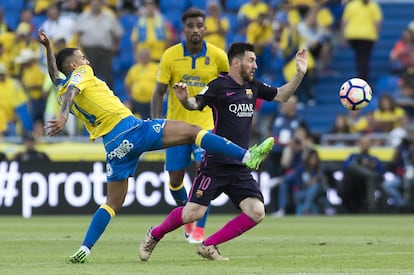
[[204, 1, 229, 51], [0, 8, 11, 34], [237, 0, 269, 33], [297, 1, 334, 74], [10, 22, 41, 78], [342, 0, 382, 81], [124, 48, 158, 119], [15, 49, 47, 137], [0, 63, 33, 137], [0, 43, 12, 73], [277, 10, 317, 107], [373, 94, 406, 133], [131, 0, 175, 62], [246, 11, 274, 78]]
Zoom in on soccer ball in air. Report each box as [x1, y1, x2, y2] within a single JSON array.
[[339, 78, 372, 111]]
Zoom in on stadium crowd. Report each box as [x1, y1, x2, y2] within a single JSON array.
[[1, 0, 414, 216]]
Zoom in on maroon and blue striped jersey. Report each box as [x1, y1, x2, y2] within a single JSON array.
[[196, 73, 277, 166]]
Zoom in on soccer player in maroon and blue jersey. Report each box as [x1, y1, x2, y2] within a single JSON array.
[[139, 43, 307, 261]]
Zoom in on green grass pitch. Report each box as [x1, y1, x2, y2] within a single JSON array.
[[1, 214, 414, 274]]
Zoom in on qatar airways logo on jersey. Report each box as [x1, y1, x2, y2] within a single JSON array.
[[229, 103, 254, 117]]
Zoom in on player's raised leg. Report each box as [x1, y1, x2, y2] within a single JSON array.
[[162, 120, 274, 170]]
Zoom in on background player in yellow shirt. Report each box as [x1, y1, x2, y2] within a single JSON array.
[[151, 8, 229, 243], [38, 28, 273, 264], [124, 48, 159, 119]]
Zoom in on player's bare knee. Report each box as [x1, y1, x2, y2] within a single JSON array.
[[246, 208, 265, 223], [240, 198, 265, 222], [189, 124, 203, 140], [182, 203, 205, 222], [182, 211, 203, 223]]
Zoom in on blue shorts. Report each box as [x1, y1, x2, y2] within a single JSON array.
[[165, 144, 204, 171], [103, 116, 165, 182], [188, 165, 264, 209]]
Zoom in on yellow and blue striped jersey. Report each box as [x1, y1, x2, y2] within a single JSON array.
[[56, 65, 132, 140], [157, 41, 229, 130]]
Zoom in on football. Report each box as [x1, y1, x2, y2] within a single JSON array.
[[339, 78, 372, 111]]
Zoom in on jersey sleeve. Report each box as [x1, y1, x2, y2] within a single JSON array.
[[255, 80, 278, 101], [67, 65, 95, 93], [195, 85, 210, 110]]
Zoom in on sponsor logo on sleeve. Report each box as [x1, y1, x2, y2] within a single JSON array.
[[71, 73, 82, 84]]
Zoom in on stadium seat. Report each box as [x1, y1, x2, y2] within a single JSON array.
[[159, 0, 189, 13], [225, 0, 248, 12], [32, 15, 48, 32], [163, 10, 184, 34], [112, 56, 122, 73], [189, 0, 209, 9], [3, 9, 21, 30], [375, 75, 400, 96], [224, 12, 238, 32], [113, 72, 128, 102], [119, 14, 139, 35], [0, 0, 25, 10]]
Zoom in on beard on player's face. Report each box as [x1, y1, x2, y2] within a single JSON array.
[[240, 64, 254, 82], [189, 35, 203, 45]]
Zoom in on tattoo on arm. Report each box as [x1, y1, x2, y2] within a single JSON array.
[[60, 86, 79, 120], [45, 46, 60, 83]]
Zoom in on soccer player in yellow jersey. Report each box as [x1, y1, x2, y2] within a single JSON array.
[[37, 28, 274, 263], [151, 8, 229, 243]]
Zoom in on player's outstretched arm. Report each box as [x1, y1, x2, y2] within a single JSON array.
[[151, 82, 168, 119], [173, 82, 200, 110], [37, 28, 60, 84], [45, 86, 79, 136], [274, 49, 308, 103]]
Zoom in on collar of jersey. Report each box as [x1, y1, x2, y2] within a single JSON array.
[[182, 40, 207, 58], [55, 71, 73, 87]]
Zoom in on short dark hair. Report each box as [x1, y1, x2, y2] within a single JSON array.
[[181, 8, 205, 23], [227, 42, 255, 63], [55, 47, 78, 73]]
